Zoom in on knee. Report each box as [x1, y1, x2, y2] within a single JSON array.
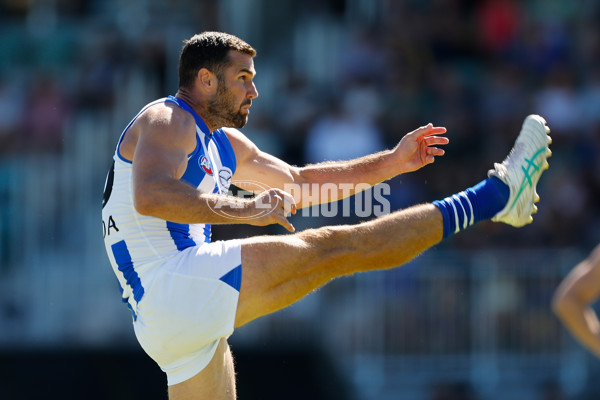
[[296, 225, 357, 269], [297, 225, 350, 249]]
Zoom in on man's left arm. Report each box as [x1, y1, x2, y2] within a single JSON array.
[[225, 123, 448, 209]]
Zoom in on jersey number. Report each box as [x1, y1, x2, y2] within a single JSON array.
[[102, 160, 115, 209]]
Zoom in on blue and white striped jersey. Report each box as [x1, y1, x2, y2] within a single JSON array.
[[101, 95, 237, 315]]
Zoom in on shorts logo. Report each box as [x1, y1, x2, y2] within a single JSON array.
[[199, 156, 213, 175]]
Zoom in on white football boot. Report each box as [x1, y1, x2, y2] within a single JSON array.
[[489, 115, 552, 227]]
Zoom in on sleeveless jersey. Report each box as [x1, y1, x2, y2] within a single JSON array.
[[101, 96, 237, 315]]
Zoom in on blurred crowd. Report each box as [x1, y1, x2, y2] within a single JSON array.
[[0, 0, 599, 248]]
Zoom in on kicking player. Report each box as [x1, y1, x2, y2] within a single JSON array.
[[101, 31, 552, 399]]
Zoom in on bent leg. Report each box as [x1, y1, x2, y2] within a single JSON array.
[[235, 203, 442, 327], [168, 337, 236, 400]]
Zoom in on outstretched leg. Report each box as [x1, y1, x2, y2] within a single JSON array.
[[235, 114, 552, 328], [235, 203, 442, 327]]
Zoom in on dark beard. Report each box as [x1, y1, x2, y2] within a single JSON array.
[[206, 84, 248, 130]]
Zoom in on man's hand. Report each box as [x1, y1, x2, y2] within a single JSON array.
[[246, 188, 297, 232], [392, 123, 448, 174]]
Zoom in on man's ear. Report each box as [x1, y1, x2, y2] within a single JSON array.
[[197, 68, 217, 92]]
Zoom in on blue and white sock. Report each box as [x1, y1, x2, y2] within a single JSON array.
[[432, 176, 509, 239]]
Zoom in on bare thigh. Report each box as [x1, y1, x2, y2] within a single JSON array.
[[168, 337, 236, 400], [235, 203, 442, 328]]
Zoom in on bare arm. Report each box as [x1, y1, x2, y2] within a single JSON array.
[[552, 244, 600, 358], [131, 105, 296, 232], [226, 123, 448, 209]]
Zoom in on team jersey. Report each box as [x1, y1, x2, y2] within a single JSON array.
[[101, 95, 237, 315]]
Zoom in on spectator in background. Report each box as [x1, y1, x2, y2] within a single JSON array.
[[76, 32, 123, 112], [304, 82, 385, 164], [272, 72, 319, 166], [339, 27, 387, 84], [476, 0, 522, 56], [0, 77, 24, 153], [577, 70, 600, 129], [533, 65, 580, 136], [480, 64, 528, 135], [19, 74, 70, 153]]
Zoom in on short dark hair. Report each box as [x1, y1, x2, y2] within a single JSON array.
[[178, 31, 256, 89]]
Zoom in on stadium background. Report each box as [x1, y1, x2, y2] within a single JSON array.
[[1, 0, 600, 399]]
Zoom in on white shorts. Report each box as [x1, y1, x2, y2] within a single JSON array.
[[133, 239, 242, 386]]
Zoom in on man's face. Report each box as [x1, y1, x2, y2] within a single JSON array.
[[207, 51, 258, 129]]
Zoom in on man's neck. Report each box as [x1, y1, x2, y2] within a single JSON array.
[[175, 90, 218, 132]]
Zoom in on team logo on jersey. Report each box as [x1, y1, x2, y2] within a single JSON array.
[[199, 156, 213, 175], [218, 167, 233, 192]]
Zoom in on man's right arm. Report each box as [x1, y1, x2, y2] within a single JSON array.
[[552, 244, 600, 358], [131, 106, 296, 232]]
